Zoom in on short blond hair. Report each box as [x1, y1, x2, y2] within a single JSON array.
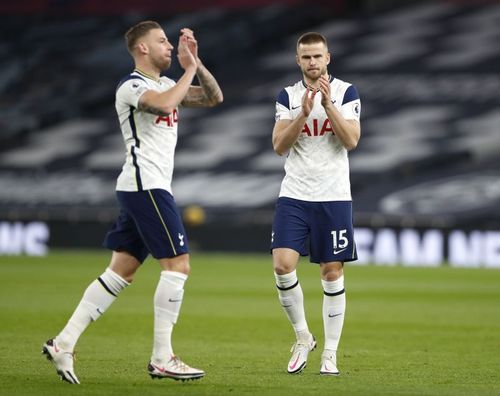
[[125, 20, 162, 54], [296, 32, 328, 52]]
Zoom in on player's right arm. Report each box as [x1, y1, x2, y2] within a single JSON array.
[[272, 88, 316, 156], [272, 118, 304, 156], [138, 35, 197, 116]]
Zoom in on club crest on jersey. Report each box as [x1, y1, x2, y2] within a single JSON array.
[[302, 119, 335, 136], [131, 85, 148, 97], [353, 102, 360, 115], [155, 109, 178, 126]]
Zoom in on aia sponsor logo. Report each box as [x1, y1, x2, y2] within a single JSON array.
[[302, 119, 334, 136], [155, 109, 178, 127]]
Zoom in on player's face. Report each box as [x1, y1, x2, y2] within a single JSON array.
[[296, 42, 330, 81], [144, 28, 174, 71]]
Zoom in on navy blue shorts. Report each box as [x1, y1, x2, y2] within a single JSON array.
[[103, 189, 188, 263], [271, 197, 357, 264]]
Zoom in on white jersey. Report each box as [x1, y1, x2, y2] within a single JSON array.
[[115, 69, 179, 193], [275, 76, 361, 202]]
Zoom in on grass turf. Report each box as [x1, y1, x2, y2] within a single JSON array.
[[0, 250, 499, 395]]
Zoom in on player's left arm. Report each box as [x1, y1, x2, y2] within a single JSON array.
[[182, 62, 223, 107], [319, 75, 360, 151], [179, 28, 223, 108]]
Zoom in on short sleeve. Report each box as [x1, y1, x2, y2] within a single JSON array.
[[275, 88, 292, 121], [340, 85, 361, 121], [116, 78, 150, 109]]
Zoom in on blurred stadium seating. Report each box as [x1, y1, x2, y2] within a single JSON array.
[[1, 1, 500, 260]]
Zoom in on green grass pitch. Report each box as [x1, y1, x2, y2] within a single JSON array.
[[1, 250, 499, 396]]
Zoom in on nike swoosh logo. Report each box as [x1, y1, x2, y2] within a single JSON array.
[[281, 305, 293, 308], [289, 355, 301, 370], [328, 313, 342, 318], [168, 298, 182, 302], [291, 105, 301, 110], [333, 248, 347, 254], [151, 363, 165, 373]]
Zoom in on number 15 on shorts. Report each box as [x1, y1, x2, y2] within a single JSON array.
[[331, 229, 348, 254]]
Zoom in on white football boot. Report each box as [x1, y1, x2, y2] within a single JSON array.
[[320, 350, 340, 376], [148, 355, 205, 381], [42, 339, 80, 384], [287, 334, 316, 374]]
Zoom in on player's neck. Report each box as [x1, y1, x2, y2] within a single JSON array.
[[303, 73, 330, 89], [303, 78, 319, 90], [134, 62, 161, 80]]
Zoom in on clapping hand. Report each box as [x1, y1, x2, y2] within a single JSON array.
[[177, 33, 197, 72], [180, 28, 199, 65], [319, 74, 332, 109], [301, 86, 317, 117]]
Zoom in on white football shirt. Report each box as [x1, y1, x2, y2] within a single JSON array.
[[115, 70, 179, 193], [275, 76, 361, 202]]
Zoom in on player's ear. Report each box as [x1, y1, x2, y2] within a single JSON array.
[[137, 41, 149, 55], [326, 52, 331, 65], [296, 54, 300, 66]]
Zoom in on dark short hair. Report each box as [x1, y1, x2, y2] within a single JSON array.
[[296, 32, 328, 52], [125, 20, 162, 54]]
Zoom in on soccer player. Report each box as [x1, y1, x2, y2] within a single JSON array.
[[271, 32, 361, 375], [42, 21, 223, 384]]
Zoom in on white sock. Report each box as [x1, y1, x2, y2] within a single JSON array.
[[274, 270, 310, 342], [151, 271, 187, 364], [56, 268, 129, 351], [322, 275, 346, 351]]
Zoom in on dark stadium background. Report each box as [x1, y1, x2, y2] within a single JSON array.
[[1, 0, 500, 267]]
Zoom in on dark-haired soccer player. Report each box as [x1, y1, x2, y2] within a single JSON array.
[[271, 32, 361, 375], [42, 20, 222, 384]]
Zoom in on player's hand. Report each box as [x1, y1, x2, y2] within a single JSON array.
[[319, 74, 332, 109], [177, 34, 197, 72], [180, 28, 199, 63], [301, 86, 316, 117]]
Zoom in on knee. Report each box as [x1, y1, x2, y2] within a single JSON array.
[[121, 273, 135, 284], [108, 265, 136, 283], [160, 254, 190, 275], [272, 248, 299, 275], [273, 261, 295, 275], [108, 250, 142, 283], [321, 265, 344, 281], [176, 259, 190, 275]]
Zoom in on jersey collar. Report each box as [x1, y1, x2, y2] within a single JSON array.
[[301, 74, 334, 89], [134, 68, 161, 83]]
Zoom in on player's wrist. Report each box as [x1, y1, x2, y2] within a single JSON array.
[[322, 102, 334, 111], [184, 64, 197, 74]]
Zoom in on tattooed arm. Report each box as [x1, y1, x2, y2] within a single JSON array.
[[137, 70, 194, 116], [138, 61, 222, 114], [137, 34, 197, 116], [178, 28, 223, 108], [137, 29, 222, 114], [182, 61, 224, 108]]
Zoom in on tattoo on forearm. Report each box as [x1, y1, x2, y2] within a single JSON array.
[[184, 64, 222, 106], [138, 102, 170, 116], [199, 66, 222, 101]]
